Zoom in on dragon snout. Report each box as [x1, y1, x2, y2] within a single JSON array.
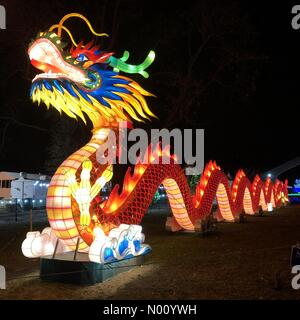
[[28, 38, 87, 83]]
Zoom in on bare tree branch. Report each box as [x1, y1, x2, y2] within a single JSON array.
[[0, 117, 50, 133]]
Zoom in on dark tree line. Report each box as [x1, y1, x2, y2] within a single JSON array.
[[0, 0, 279, 175]]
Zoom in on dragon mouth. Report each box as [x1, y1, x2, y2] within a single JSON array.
[[28, 38, 87, 84]]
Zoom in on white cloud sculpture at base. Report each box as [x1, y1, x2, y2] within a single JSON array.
[[22, 227, 68, 258], [21, 224, 151, 264], [89, 224, 151, 264]]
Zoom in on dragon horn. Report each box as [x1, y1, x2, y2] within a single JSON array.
[[108, 50, 155, 78]]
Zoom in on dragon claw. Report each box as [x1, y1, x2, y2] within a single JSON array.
[[65, 159, 113, 227], [80, 211, 91, 227]]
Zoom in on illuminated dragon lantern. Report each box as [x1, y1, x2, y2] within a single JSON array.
[[22, 14, 289, 264]]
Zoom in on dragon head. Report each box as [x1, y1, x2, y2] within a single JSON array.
[[28, 13, 156, 128]]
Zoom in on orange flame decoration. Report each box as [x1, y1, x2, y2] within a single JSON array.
[[101, 154, 288, 234]]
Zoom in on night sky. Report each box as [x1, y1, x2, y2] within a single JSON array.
[[0, 0, 299, 183]]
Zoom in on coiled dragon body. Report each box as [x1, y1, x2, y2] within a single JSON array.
[[28, 14, 289, 253]]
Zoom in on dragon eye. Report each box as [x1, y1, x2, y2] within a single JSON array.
[[76, 54, 88, 62]]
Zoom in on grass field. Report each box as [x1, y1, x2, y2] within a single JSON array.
[[0, 205, 300, 299]]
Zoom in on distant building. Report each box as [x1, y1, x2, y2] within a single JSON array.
[[0, 172, 51, 209], [0, 171, 19, 199]]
